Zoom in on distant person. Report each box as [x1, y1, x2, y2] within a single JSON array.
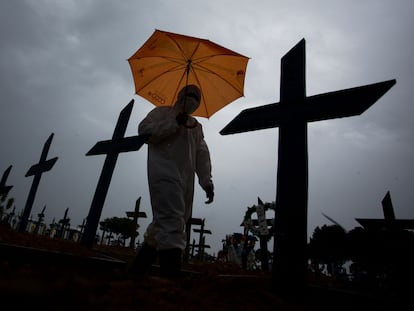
[[130, 85, 214, 278]]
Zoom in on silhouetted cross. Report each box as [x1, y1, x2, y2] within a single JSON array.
[[184, 217, 203, 263], [18, 133, 58, 232], [220, 39, 396, 296], [33, 205, 46, 235], [356, 191, 414, 230], [58, 207, 70, 238], [193, 219, 212, 260], [126, 196, 147, 249], [81, 100, 149, 247]]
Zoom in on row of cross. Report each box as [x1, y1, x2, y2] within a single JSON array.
[[0, 38, 395, 296]]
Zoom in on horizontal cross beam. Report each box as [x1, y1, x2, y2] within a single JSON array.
[[220, 79, 396, 135], [193, 229, 212, 234], [126, 211, 147, 218]]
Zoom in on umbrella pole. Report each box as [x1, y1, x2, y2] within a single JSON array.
[[180, 61, 192, 113]]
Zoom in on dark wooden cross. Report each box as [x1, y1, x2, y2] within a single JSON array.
[[183, 217, 203, 263], [192, 236, 211, 261], [33, 205, 46, 235], [356, 191, 414, 231], [0, 165, 13, 196], [220, 39, 396, 296], [81, 100, 150, 247], [184, 217, 203, 263], [126, 196, 147, 249], [58, 207, 70, 238], [193, 218, 212, 261], [18, 133, 58, 232], [77, 218, 86, 238]]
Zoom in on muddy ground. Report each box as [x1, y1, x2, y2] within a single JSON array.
[[0, 225, 404, 310]]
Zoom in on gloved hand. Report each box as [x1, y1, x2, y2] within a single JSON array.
[[204, 184, 214, 204], [176, 112, 189, 125]]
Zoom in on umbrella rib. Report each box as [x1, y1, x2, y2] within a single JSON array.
[[193, 61, 245, 95], [135, 59, 186, 93], [190, 70, 210, 117], [166, 34, 192, 63]]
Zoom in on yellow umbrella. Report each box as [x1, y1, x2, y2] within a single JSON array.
[[128, 29, 249, 118]]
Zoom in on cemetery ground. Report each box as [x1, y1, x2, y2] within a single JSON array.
[[0, 224, 406, 310]]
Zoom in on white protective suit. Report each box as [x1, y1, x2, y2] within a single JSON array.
[[138, 85, 214, 251]]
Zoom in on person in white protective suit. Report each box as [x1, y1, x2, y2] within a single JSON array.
[[130, 85, 214, 278]]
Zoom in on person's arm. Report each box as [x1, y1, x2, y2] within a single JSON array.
[[138, 107, 179, 144], [196, 129, 214, 204]]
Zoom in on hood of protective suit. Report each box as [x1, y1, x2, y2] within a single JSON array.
[[173, 85, 201, 114]]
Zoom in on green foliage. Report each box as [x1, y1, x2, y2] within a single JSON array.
[[308, 224, 348, 262], [309, 224, 414, 290]]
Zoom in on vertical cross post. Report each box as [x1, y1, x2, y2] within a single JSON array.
[[80, 100, 149, 247], [78, 218, 86, 239], [18, 133, 58, 232], [58, 207, 70, 238], [382, 191, 396, 225], [273, 39, 308, 294], [220, 39, 395, 297]]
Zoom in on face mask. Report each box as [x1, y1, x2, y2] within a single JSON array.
[[175, 85, 201, 113]]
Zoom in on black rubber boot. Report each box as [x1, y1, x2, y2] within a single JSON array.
[[158, 248, 182, 279], [129, 243, 157, 279]]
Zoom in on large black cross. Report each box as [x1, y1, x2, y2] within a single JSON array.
[[18, 133, 58, 232], [220, 39, 396, 296], [80, 100, 149, 247], [0, 165, 13, 196]]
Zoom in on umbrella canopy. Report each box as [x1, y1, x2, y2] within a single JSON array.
[[128, 29, 249, 118]]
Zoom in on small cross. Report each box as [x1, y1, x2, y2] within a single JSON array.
[[193, 219, 212, 261], [33, 205, 46, 235], [81, 100, 149, 247], [126, 196, 147, 249], [184, 217, 203, 263], [57, 207, 70, 238], [18, 133, 58, 232]]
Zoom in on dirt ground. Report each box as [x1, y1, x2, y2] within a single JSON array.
[[0, 225, 402, 310]]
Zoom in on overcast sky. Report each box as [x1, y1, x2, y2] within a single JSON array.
[[1, 0, 413, 255]]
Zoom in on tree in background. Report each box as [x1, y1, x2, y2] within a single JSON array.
[[308, 224, 348, 278], [100, 217, 137, 247]]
